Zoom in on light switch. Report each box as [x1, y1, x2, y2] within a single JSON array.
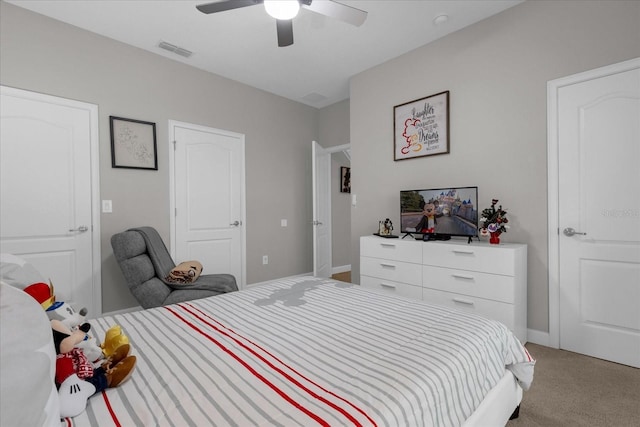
[[281, 219, 288, 227], [351, 194, 357, 207], [102, 200, 113, 213]]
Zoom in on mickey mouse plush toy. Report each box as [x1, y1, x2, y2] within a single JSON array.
[[24, 281, 136, 418]]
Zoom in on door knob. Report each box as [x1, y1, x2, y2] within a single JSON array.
[[563, 227, 586, 237], [69, 225, 89, 233], [230, 220, 241, 226]]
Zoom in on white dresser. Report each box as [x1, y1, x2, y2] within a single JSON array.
[[360, 235, 527, 343]]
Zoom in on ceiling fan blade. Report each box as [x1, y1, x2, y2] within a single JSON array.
[[276, 19, 294, 47], [196, 0, 262, 14], [302, 0, 367, 27]]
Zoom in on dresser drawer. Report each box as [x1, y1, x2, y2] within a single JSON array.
[[361, 275, 423, 299], [422, 287, 515, 331], [422, 242, 519, 276], [361, 236, 422, 263], [423, 266, 515, 303], [360, 256, 422, 286]]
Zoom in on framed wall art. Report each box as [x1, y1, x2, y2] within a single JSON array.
[[340, 166, 351, 193], [110, 116, 158, 170], [393, 90, 449, 161]]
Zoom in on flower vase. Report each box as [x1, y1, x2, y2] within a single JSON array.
[[489, 232, 501, 245]]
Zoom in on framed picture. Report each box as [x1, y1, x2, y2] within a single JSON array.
[[340, 166, 351, 193], [110, 116, 158, 170], [393, 90, 449, 161]]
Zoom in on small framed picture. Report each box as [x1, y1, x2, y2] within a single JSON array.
[[394, 90, 450, 161], [340, 166, 351, 193], [110, 116, 158, 170]]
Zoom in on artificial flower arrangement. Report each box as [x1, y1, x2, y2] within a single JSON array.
[[479, 198, 509, 244]]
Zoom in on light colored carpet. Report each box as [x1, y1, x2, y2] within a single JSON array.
[[508, 343, 640, 426]]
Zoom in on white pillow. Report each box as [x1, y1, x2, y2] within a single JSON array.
[[0, 253, 45, 289], [0, 281, 60, 426]]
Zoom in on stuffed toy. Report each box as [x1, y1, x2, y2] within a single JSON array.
[[51, 319, 136, 418], [23, 282, 137, 418], [44, 294, 105, 367], [24, 281, 127, 367], [46, 297, 88, 330], [101, 325, 130, 358], [49, 301, 105, 367]]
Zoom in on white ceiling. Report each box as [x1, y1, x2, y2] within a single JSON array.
[[6, 0, 523, 108]]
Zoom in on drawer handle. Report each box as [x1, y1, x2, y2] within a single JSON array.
[[453, 297, 475, 306], [380, 243, 396, 248], [380, 263, 396, 269], [380, 283, 396, 289], [452, 274, 475, 280], [452, 250, 474, 255]]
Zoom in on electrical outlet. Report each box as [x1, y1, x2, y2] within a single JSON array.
[[262, 255, 268, 265]]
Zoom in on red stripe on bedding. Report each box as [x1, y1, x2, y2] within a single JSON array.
[[183, 302, 377, 427], [164, 306, 330, 427], [524, 347, 534, 362], [101, 390, 121, 427]]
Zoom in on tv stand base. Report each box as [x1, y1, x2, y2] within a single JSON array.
[[423, 234, 451, 242]]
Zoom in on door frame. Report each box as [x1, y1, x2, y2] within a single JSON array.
[[312, 141, 350, 277], [168, 120, 246, 288], [0, 85, 102, 314], [546, 57, 640, 349]]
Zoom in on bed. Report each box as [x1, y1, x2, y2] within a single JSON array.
[[2, 275, 534, 426]]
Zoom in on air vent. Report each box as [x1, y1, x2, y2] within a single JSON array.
[[158, 41, 193, 58]]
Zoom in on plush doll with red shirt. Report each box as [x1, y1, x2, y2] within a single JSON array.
[[51, 319, 136, 417], [24, 281, 137, 418]]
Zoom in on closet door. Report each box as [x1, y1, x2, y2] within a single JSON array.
[[170, 121, 245, 288]]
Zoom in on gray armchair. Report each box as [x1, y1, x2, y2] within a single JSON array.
[[111, 226, 237, 309]]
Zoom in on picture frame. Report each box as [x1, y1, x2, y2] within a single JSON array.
[[393, 90, 450, 161], [110, 116, 158, 170], [340, 166, 351, 193]]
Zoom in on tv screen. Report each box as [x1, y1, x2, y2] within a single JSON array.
[[400, 186, 478, 238]]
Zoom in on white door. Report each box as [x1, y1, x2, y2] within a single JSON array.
[[0, 86, 101, 315], [312, 141, 332, 277], [169, 121, 245, 288], [549, 59, 640, 367]]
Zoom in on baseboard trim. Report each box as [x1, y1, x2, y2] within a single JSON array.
[[527, 329, 551, 347]]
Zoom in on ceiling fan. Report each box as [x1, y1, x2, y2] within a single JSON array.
[[196, 0, 368, 47]]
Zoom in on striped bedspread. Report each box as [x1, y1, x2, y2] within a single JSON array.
[[68, 276, 534, 426]]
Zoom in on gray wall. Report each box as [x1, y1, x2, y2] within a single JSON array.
[[0, 1, 323, 313], [350, 0, 640, 333]]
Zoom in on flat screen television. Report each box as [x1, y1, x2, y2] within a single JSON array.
[[400, 186, 479, 241]]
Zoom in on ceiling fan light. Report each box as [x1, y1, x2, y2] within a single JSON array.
[[264, 0, 300, 20]]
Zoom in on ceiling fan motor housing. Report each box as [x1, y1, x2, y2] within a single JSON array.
[[196, 0, 367, 47]]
